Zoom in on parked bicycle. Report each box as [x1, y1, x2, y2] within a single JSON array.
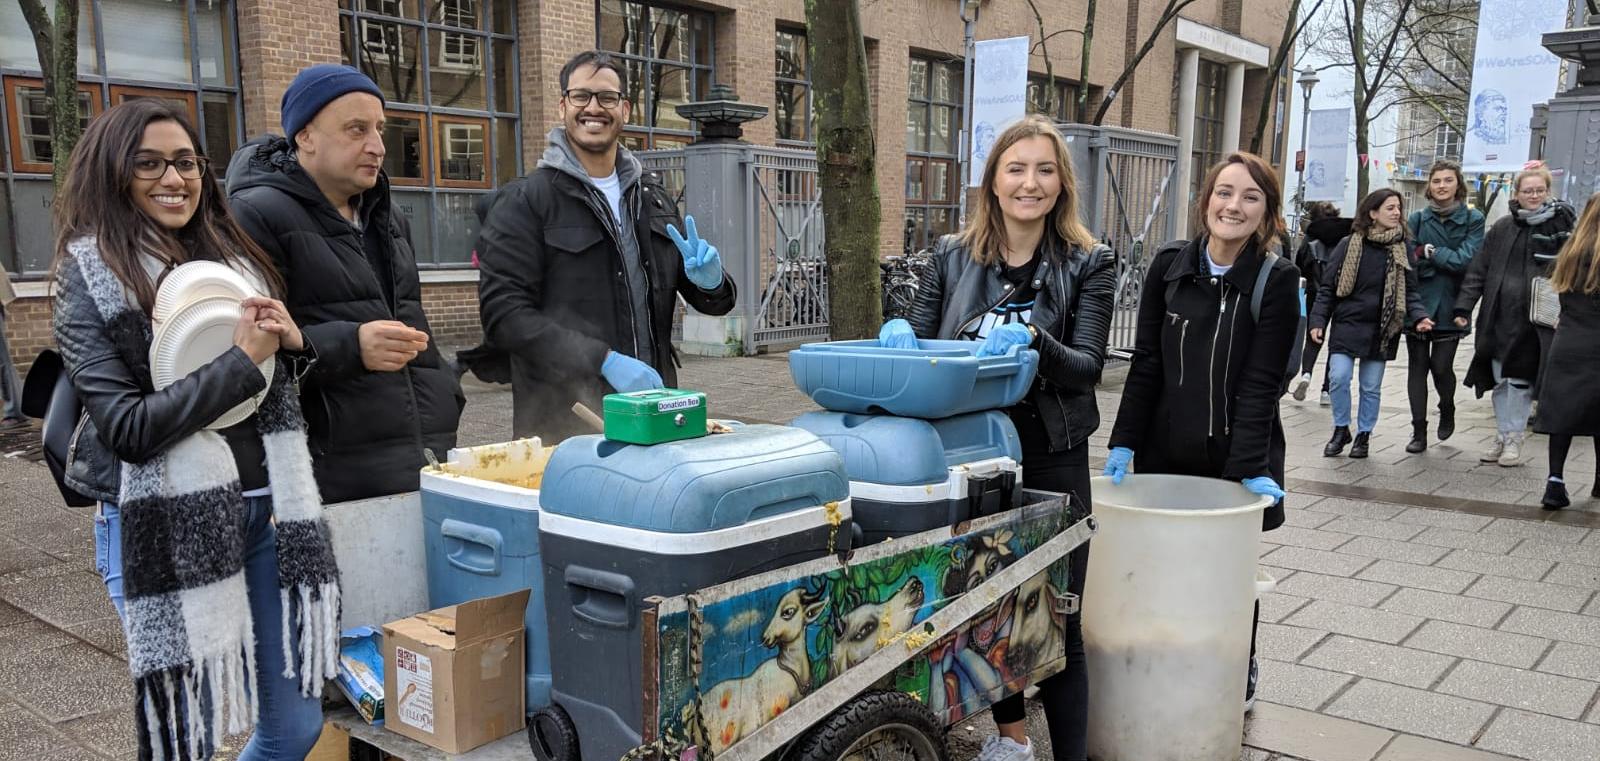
[[880, 248, 934, 321]]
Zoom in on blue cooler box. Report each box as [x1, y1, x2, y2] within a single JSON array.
[[792, 410, 1024, 544], [537, 424, 851, 761], [418, 439, 554, 711], [788, 339, 1038, 418]]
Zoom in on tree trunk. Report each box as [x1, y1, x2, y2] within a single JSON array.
[[806, 0, 882, 340], [1077, 0, 1096, 120], [1091, 0, 1198, 125], [1350, 0, 1370, 199], [18, 0, 83, 188]]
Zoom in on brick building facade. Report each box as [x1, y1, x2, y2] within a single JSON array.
[[0, 0, 1294, 377]]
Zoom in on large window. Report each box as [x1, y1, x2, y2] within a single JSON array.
[[1189, 58, 1226, 197], [775, 27, 812, 144], [0, 0, 243, 275], [905, 56, 963, 253], [340, 0, 519, 265], [597, 0, 714, 149], [1026, 76, 1097, 125]]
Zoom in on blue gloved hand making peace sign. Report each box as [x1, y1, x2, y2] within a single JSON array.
[[667, 215, 724, 290]]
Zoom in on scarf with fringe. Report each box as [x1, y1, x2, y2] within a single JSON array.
[[1336, 225, 1410, 344]]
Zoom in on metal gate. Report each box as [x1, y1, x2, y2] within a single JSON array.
[[747, 146, 828, 348]]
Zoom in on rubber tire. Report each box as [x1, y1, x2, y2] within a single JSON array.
[[528, 704, 581, 761], [792, 691, 948, 761]]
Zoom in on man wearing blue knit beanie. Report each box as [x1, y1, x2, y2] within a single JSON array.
[[225, 64, 463, 503]]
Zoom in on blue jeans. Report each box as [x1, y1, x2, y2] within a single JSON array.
[[1326, 353, 1386, 433], [95, 498, 325, 759], [1490, 360, 1534, 436]]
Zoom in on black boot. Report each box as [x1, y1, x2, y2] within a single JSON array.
[[1542, 479, 1571, 510], [1324, 426, 1353, 457], [1350, 432, 1371, 459], [1405, 421, 1427, 453], [1437, 404, 1455, 441]]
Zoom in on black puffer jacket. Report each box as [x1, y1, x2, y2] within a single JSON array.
[[1454, 201, 1576, 393], [1295, 217, 1352, 317], [1309, 235, 1429, 361], [906, 234, 1116, 452], [1108, 237, 1302, 531], [227, 136, 463, 503]]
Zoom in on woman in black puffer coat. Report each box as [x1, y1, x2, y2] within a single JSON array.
[[1453, 164, 1576, 468]]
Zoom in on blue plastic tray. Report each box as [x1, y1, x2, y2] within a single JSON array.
[[788, 339, 1039, 418]]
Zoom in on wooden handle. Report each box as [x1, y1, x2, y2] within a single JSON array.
[[571, 402, 605, 433]]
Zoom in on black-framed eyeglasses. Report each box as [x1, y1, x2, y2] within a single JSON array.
[[564, 89, 625, 109], [130, 155, 210, 180]]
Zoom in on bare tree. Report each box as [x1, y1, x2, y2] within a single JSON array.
[[1022, 0, 1095, 120], [806, 0, 882, 339], [1091, 0, 1200, 125], [1248, 0, 1327, 154], [17, 0, 83, 186]]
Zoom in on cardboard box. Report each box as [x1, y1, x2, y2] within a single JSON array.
[[382, 589, 530, 754]]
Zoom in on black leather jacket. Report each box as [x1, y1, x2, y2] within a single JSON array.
[[906, 234, 1116, 452], [52, 238, 270, 502]]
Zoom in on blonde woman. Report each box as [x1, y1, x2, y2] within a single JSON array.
[[1532, 193, 1600, 508]]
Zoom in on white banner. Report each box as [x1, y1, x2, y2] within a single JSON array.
[[969, 36, 1030, 186], [1303, 108, 1350, 202], [1462, 0, 1567, 173]]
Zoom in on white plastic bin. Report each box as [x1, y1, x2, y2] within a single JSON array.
[[1083, 474, 1274, 761]]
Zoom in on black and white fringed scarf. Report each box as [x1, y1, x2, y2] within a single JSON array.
[[63, 236, 341, 761]]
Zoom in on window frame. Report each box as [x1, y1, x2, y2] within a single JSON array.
[[384, 108, 431, 187], [432, 113, 491, 189], [595, 0, 715, 147], [4, 77, 103, 174], [110, 85, 200, 121], [774, 25, 813, 146], [905, 55, 963, 253]]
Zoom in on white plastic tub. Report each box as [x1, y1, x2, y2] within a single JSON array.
[[1082, 474, 1274, 761]]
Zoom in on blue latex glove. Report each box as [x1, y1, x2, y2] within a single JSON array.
[[879, 319, 918, 350], [666, 215, 723, 290], [1242, 476, 1286, 501], [976, 323, 1034, 358], [1103, 447, 1133, 485], [600, 351, 664, 393]]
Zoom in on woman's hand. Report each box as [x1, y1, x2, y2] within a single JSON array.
[[1453, 316, 1469, 328], [244, 297, 304, 352], [1310, 327, 1324, 344], [233, 304, 280, 364], [1415, 317, 1435, 333]]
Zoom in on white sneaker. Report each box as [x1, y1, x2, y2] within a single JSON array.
[[1499, 434, 1525, 467], [1292, 373, 1311, 401], [1319, 390, 1331, 407], [1481, 435, 1505, 463], [977, 735, 1036, 761]]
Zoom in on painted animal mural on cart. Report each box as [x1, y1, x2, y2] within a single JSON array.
[[653, 503, 1081, 754]]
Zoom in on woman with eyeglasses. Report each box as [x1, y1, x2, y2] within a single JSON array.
[[52, 99, 338, 760], [1453, 163, 1576, 467]]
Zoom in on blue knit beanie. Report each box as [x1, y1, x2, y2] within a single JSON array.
[[281, 64, 385, 141]]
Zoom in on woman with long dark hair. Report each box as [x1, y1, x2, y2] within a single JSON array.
[[1104, 151, 1302, 711], [1403, 160, 1483, 452], [52, 99, 338, 760], [881, 114, 1115, 761], [1453, 164, 1576, 466], [1310, 189, 1434, 458], [1531, 193, 1600, 509]]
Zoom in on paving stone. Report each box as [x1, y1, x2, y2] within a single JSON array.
[[1335, 537, 1452, 566], [1436, 549, 1554, 582], [1356, 560, 1478, 594], [1261, 526, 1355, 551], [1243, 702, 1394, 761], [1510, 539, 1600, 568], [0, 569, 116, 628], [1499, 606, 1600, 647], [1437, 659, 1597, 720], [1275, 571, 1399, 608], [1485, 518, 1592, 545], [1545, 563, 1600, 589], [1476, 708, 1600, 761], [1326, 679, 1496, 744], [1280, 508, 1338, 529], [0, 539, 55, 577], [1537, 641, 1600, 682], [1391, 508, 1495, 532], [1260, 592, 1313, 624], [1585, 593, 1600, 617], [1300, 635, 1455, 689], [1465, 575, 1592, 613], [1377, 588, 1513, 629], [0, 641, 133, 722], [1374, 734, 1524, 761], [0, 621, 80, 666], [3, 510, 94, 560], [1320, 516, 1425, 541], [0, 707, 86, 761], [0, 602, 28, 629], [1282, 600, 1425, 645], [1255, 658, 1353, 711], [64, 617, 124, 658], [1429, 482, 1532, 505], [1302, 497, 1408, 521], [1263, 546, 1378, 577], [1257, 622, 1330, 662], [1411, 527, 1520, 556], [59, 707, 139, 759], [1402, 620, 1549, 669]]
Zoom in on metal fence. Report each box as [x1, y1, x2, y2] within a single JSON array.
[[747, 146, 828, 347], [639, 150, 689, 342]]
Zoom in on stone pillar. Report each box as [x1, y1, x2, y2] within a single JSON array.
[[1173, 47, 1201, 239], [1223, 61, 1247, 153], [678, 142, 755, 356]]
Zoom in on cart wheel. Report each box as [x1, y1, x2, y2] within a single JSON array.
[[528, 704, 581, 761], [793, 691, 947, 761]]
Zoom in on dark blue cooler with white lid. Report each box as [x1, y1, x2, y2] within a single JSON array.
[[536, 423, 851, 761]]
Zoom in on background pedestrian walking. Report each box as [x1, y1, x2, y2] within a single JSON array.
[[1531, 192, 1600, 509]]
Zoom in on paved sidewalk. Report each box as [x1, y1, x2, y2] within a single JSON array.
[[0, 344, 1595, 760]]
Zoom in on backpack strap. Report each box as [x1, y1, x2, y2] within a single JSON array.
[[1250, 250, 1279, 323]]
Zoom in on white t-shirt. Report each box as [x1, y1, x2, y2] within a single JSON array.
[[593, 171, 625, 225], [1205, 248, 1233, 277]]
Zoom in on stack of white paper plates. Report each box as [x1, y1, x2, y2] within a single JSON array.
[[149, 262, 274, 430]]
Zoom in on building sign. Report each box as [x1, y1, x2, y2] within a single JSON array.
[[1462, 0, 1567, 172], [970, 36, 1030, 186], [1304, 108, 1351, 202]]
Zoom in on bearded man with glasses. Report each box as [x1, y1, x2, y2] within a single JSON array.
[[477, 49, 737, 442]]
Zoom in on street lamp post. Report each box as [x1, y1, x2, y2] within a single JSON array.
[[1293, 66, 1321, 238]]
